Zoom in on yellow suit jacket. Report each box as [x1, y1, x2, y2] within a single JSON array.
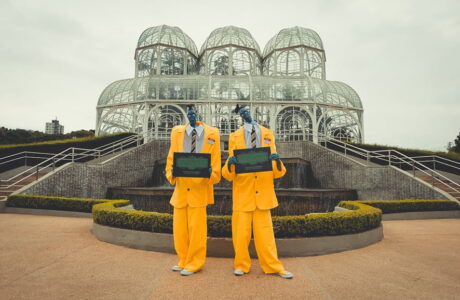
[[222, 125, 286, 212], [165, 122, 221, 208]]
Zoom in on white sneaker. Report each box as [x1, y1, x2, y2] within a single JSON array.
[[180, 269, 194, 276], [234, 269, 246, 276], [171, 265, 182, 272], [276, 271, 293, 279]]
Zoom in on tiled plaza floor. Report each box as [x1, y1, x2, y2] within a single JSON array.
[[0, 214, 459, 299]]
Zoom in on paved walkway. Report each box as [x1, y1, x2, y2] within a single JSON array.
[[0, 214, 459, 300]]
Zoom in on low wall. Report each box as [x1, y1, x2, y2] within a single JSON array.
[[4, 207, 92, 218], [92, 222, 383, 257], [383, 210, 460, 221], [277, 142, 449, 200], [16, 139, 448, 201]]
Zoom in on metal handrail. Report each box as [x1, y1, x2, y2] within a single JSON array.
[[320, 137, 460, 196], [0, 134, 143, 189]]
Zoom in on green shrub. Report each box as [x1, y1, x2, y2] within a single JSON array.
[[92, 199, 381, 238], [92, 200, 173, 233], [6, 194, 112, 212], [358, 200, 460, 214], [272, 201, 382, 237], [17, 196, 460, 238]]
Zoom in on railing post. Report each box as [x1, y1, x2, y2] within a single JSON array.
[[433, 158, 436, 171], [36, 166, 39, 180], [388, 150, 391, 166], [366, 152, 370, 165], [412, 161, 415, 177], [344, 143, 347, 156], [24, 155, 27, 167], [52, 158, 55, 171], [71, 148, 74, 163]]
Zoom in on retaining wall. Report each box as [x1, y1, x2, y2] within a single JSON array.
[[17, 140, 448, 201]]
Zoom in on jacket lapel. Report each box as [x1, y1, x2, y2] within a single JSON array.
[[176, 125, 185, 152], [234, 127, 245, 149], [201, 123, 214, 153]]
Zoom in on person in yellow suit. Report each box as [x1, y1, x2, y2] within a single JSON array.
[[165, 105, 221, 276], [222, 105, 293, 279]]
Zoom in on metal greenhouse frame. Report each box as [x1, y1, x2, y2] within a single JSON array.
[[96, 25, 364, 144]]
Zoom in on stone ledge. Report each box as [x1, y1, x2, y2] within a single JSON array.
[[0, 199, 6, 213], [383, 210, 460, 221], [3, 207, 92, 218], [92, 222, 383, 257]]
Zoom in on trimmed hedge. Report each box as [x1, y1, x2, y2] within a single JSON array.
[[359, 200, 460, 214], [91, 200, 382, 238], [7, 194, 383, 238], [10, 195, 459, 238], [6, 194, 112, 213]]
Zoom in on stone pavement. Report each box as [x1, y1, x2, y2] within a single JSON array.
[[0, 214, 459, 300]]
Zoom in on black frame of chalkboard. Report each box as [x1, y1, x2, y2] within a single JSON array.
[[234, 147, 272, 174], [172, 152, 211, 178]]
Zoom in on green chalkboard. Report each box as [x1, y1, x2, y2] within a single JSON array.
[[173, 152, 211, 178], [234, 147, 272, 174]]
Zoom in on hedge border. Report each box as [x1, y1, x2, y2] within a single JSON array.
[[359, 200, 460, 214], [8, 195, 459, 238], [92, 200, 382, 238]]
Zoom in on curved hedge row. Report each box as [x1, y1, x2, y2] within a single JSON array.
[[359, 200, 460, 214], [10, 195, 458, 238], [91, 200, 381, 238], [6, 194, 112, 213]]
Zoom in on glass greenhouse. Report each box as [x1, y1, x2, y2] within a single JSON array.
[[96, 25, 364, 143]]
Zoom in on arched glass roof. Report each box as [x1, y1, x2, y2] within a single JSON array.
[[97, 75, 362, 110], [263, 26, 323, 57], [137, 25, 198, 57], [200, 26, 261, 55]]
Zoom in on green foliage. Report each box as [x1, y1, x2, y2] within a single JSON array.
[[358, 200, 460, 214], [6, 194, 111, 212], [0, 127, 95, 145], [11, 195, 459, 238], [451, 132, 460, 153], [273, 201, 382, 237]]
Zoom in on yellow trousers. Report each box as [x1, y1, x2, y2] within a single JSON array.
[[173, 206, 207, 272], [232, 209, 284, 274]]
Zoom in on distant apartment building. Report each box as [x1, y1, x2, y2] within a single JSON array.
[[45, 119, 64, 135]]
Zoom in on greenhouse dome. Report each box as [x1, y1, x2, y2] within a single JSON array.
[[96, 25, 364, 144], [199, 26, 261, 76], [263, 26, 323, 57], [263, 27, 326, 78], [137, 25, 198, 56], [200, 26, 261, 54], [135, 25, 198, 77]]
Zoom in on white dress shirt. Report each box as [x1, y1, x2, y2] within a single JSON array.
[[243, 122, 261, 148], [183, 124, 204, 153]]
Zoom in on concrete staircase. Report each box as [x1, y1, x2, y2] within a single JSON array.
[[0, 171, 49, 198], [416, 174, 460, 201]]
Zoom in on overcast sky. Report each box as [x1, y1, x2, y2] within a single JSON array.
[[0, 0, 459, 151]]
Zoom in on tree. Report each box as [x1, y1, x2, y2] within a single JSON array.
[[450, 132, 460, 153]]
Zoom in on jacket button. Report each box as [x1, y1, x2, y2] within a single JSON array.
[[187, 188, 190, 191], [256, 191, 258, 194], [255, 176, 257, 179]]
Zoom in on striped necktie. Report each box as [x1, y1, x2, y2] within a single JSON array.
[[251, 125, 256, 148], [191, 128, 197, 153]]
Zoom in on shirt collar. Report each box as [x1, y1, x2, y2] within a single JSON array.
[[186, 123, 204, 137], [243, 122, 259, 132]]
